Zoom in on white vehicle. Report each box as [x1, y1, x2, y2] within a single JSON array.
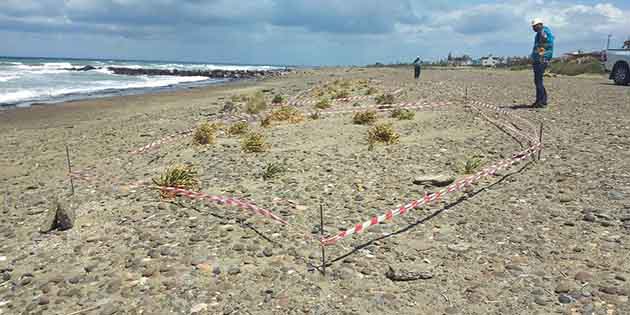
[[603, 46, 630, 86]]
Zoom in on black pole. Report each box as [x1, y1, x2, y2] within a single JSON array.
[[320, 204, 326, 276], [538, 122, 544, 161], [65, 145, 75, 195], [465, 87, 468, 101]]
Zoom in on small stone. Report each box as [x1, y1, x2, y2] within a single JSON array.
[[233, 243, 245, 252], [412, 175, 455, 187], [212, 265, 221, 275], [447, 243, 471, 253], [555, 281, 573, 294], [99, 302, 118, 315], [583, 213, 596, 222], [191, 303, 208, 313], [608, 191, 624, 201], [262, 248, 273, 257], [534, 296, 548, 306], [601, 286, 620, 295], [614, 274, 626, 282], [157, 203, 168, 210], [558, 294, 573, 304], [574, 271, 593, 282], [228, 266, 241, 275], [38, 296, 50, 305]]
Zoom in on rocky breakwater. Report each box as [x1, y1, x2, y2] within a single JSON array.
[[66, 65, 288, 79]]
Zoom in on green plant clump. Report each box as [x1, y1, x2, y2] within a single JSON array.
[[367, 123, 400, 148], [153, 164, 199, 199], [246, 91, 268, 114], [228, 121, 250, 135], [390, 108, 415, 120], [261, 162, 286, 180], [375, 93, 395, 105], [192, 122, 218, 145], [352, 110, 377, 125], [242, 132, 270, 153], [315, 98, 332, 110]]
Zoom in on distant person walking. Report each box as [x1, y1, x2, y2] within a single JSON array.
[[413, 56, 421, 79], [530, 18, 554, 108]]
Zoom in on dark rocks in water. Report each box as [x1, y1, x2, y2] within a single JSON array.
[[40, 199, 76, 233], [106, 67, 287, 79], [64, 65, 97, 71]]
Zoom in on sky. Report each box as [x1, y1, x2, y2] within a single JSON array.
[[1, 0, 629, 66]]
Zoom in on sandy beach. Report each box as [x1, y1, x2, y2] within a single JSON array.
[[1, 67, 629, 315]]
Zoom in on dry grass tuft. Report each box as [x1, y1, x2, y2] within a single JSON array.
[[192, 122, 219, 145], [242, 132, 270, 153], [390, 108, 415, 120], [352, 110, 377, 125], [367, 123, 400, 149], [153, 164, 199, 199]]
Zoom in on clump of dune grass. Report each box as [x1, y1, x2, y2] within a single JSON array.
[[334, 90, 350, 99], [242, 132, 270, 153], [352, 110, 377, 125], [315, 98, 332, 110], [192, 122, 219, 145], [228, 121, 250, 135], [153, 164, 199, 199], [367, 123, 400, 149], [261, 161, 286, 180], [269, 106, 304, 124], [246, 91, 267, 114], [376, 93, 395, 105], [390, 108, 415, 120], [309, 111, 321, 120], [272, 94, 284, 104], [456, 155, 484, 175]]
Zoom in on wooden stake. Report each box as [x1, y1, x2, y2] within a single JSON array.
[[65, 145, 75, 195], [538, 122, 544, 161], [465, 87, 468, 101], [320, 204, 326, 276]]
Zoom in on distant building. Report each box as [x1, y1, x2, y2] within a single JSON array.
[[480, 55, 499, 67], [447, 53, 473, 66]]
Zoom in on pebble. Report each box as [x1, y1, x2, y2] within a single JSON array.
[[574, 271, 593, 282], [583, 213, 596, 222], [614, 274, 626, 282], [534, 296, 548, 306], [191, 303, 208, 313], [38, 296, 50, 305], [447, 243, 471, 253], [228, 266, 241, 275], [558, 294, 573, 304], [555, 281, 573, 294], [262, 248, 273, 257], [99, 302, 119, 315], [608, 191, 624, 201]]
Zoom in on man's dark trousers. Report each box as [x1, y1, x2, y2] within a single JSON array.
[[414, 65, 421, 79], [533, 62, 547, 106]]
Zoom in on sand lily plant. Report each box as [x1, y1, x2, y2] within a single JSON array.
[[153, 164, 199, 199]]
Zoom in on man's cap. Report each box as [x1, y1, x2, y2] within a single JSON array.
[[531, 18, 543, 26]]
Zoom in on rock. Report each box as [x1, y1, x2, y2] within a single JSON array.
[[385, 266, 433, 281], [212, 265, 221, 275], [99, 302, 119, 315], [534, 296, 549, 306], [412, 175, 455, 187], [262, 248, 273, 257], [600, 286, 622, 295], [608, 191, 624, 201], [40, 199, 75, 233], [615, 274, 626, 282], [38, 296, 50, 305], [574, 271, 593, 282], [447, 243, 471, 253], [228, 266, 241, 275], [191, 303, 208, 313], [555, 281, 573, 294], [583, 213, 596, 222], [558, 294, 573, 304]]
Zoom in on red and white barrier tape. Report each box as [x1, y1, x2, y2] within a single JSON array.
[[131, 128, 194, 154], [159, 187, 288, 225], [320, 143, 541, 246]]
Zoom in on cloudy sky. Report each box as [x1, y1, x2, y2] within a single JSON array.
[[1, 0, 629, 65]]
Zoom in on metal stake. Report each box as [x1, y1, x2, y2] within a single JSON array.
[[65, 145, 75, 195], [320, 204, 326, 276], [538, 122, 544, 161]]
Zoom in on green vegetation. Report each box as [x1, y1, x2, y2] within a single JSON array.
[[192, 122, 218, 145], [153, 164, 199, 199], [390, 108, 415, 120], [242, 132, 270, 153], [352, 110, 377, 125]]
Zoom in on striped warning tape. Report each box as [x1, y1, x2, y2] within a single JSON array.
[[320, 143, 542, 245]]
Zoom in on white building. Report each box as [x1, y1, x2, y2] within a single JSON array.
[[481, 55, 499, 67]]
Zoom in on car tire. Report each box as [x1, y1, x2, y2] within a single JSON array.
[[612, 62, 630, 86]]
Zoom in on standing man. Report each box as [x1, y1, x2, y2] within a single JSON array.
[[530, 18, 554, 108], [413, 56, 421, 79]]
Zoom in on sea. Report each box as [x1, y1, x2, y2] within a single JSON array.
[[0, 56, 286, 108]]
